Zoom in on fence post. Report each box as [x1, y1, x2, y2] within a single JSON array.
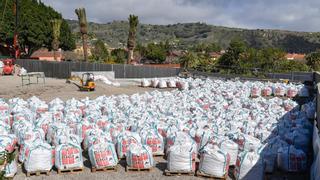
[[124, 64, 126, 78]]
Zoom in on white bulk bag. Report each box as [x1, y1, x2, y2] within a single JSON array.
[[167, 80, 176, 88], [140, 129, 164, 155], [251, 86, 261, 98], [151, 79, 159, 88], [199, 145, 230, 178], [158, 80, 167, 88], [235, 151, 263, 180], [219, 139, 238, 166], [141, 79, 151, 87], [24, 143, 53, 172], [299, 87, 309, 97], [116, 132, 141, 159], [55, 143, 83, 170], [167, 144, 195, 172], [88, 143, 118, 168], [274, 86, 286, 97], [261, 86, 272, 97], [277, 145, 307, 172], [287, 87, 298, 98], [126, 144, 154, 169]]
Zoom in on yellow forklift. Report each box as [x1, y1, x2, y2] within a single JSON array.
[[66, 72, 96, 91]]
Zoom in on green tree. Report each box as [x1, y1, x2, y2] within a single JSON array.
[[0, 0, 75, 56], [90, 39, 109, 63], [75, 8, 88, 61], [111, 48, 127, 64], [306, 51, 320, 71], [145, 43, 167, 63], [179, 51, 199, 70], [218, 38, 247, 71]]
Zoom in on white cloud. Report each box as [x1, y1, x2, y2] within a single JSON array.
[[41, 0, 320, 32]]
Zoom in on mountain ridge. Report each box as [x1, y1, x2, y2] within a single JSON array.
[[66, 19, 320, 53]]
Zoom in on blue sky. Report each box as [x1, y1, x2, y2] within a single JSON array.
[[42, 0, 320, 32]]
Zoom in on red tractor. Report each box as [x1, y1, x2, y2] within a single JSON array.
[[2, 59, 15, 75]]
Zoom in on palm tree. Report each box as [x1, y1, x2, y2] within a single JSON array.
[[51, 19, 62, 61], [75, 8, 88, 61], [127, 15, 139, 64]]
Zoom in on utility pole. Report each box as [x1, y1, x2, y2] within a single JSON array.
[[13, 0, 19, 59]]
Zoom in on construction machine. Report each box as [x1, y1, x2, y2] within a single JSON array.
[[66, 73, 96, 91], [2, 58, 15, 75]]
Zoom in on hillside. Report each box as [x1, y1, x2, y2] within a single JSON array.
[[67, 20, 320, 53]]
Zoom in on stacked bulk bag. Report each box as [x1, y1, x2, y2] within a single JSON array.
[[116, 132, 141, 159], [24, 142, 53, 172], [158, 80, 167, 88], [140, 129, 164, 155], [235, 151, 264, 180], [141, 79, 151, 87], [262, 86, 272, 97], [55, 142, 83, 170], [262, 137, 288, 173], [274, 86, 286, 97], [219, 139, 238, 166], [277, 145, 307, 172], [250, 86, 261, 98], [167, 144, 195, 172], [194, 128, 216, 151], [284, 129, 311, 153], [167, 80, 176, 88], [299, 86, 309, 97], [176, 81, 189, 90], [88, 143, 118, 168], [301, 102, 316, 119], [126, 144, 154, 169], [199, 145, 230, 178], [283, 100, 297, 111], [234, 133, 261, 152], [287, 87, 298, 98], [76, 120, 93, 142], [151, 79, 159, 88]]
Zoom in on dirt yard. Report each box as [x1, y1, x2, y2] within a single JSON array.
[[0, 75, 163, 102]]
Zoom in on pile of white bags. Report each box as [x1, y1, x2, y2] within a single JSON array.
[[0, 77, 313, 179], [199, 145, 230, 178], [126, 144, 154, 169]]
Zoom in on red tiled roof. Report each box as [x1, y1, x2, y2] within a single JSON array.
[[30, 48, 63, 58], [285, 53, 305, 60]]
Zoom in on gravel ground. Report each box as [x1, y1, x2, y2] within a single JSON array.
[[0, 75, 166, 102]]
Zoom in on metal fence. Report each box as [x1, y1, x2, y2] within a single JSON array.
[[16, 59, 181, 79], [16, 59, 314, 82]]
